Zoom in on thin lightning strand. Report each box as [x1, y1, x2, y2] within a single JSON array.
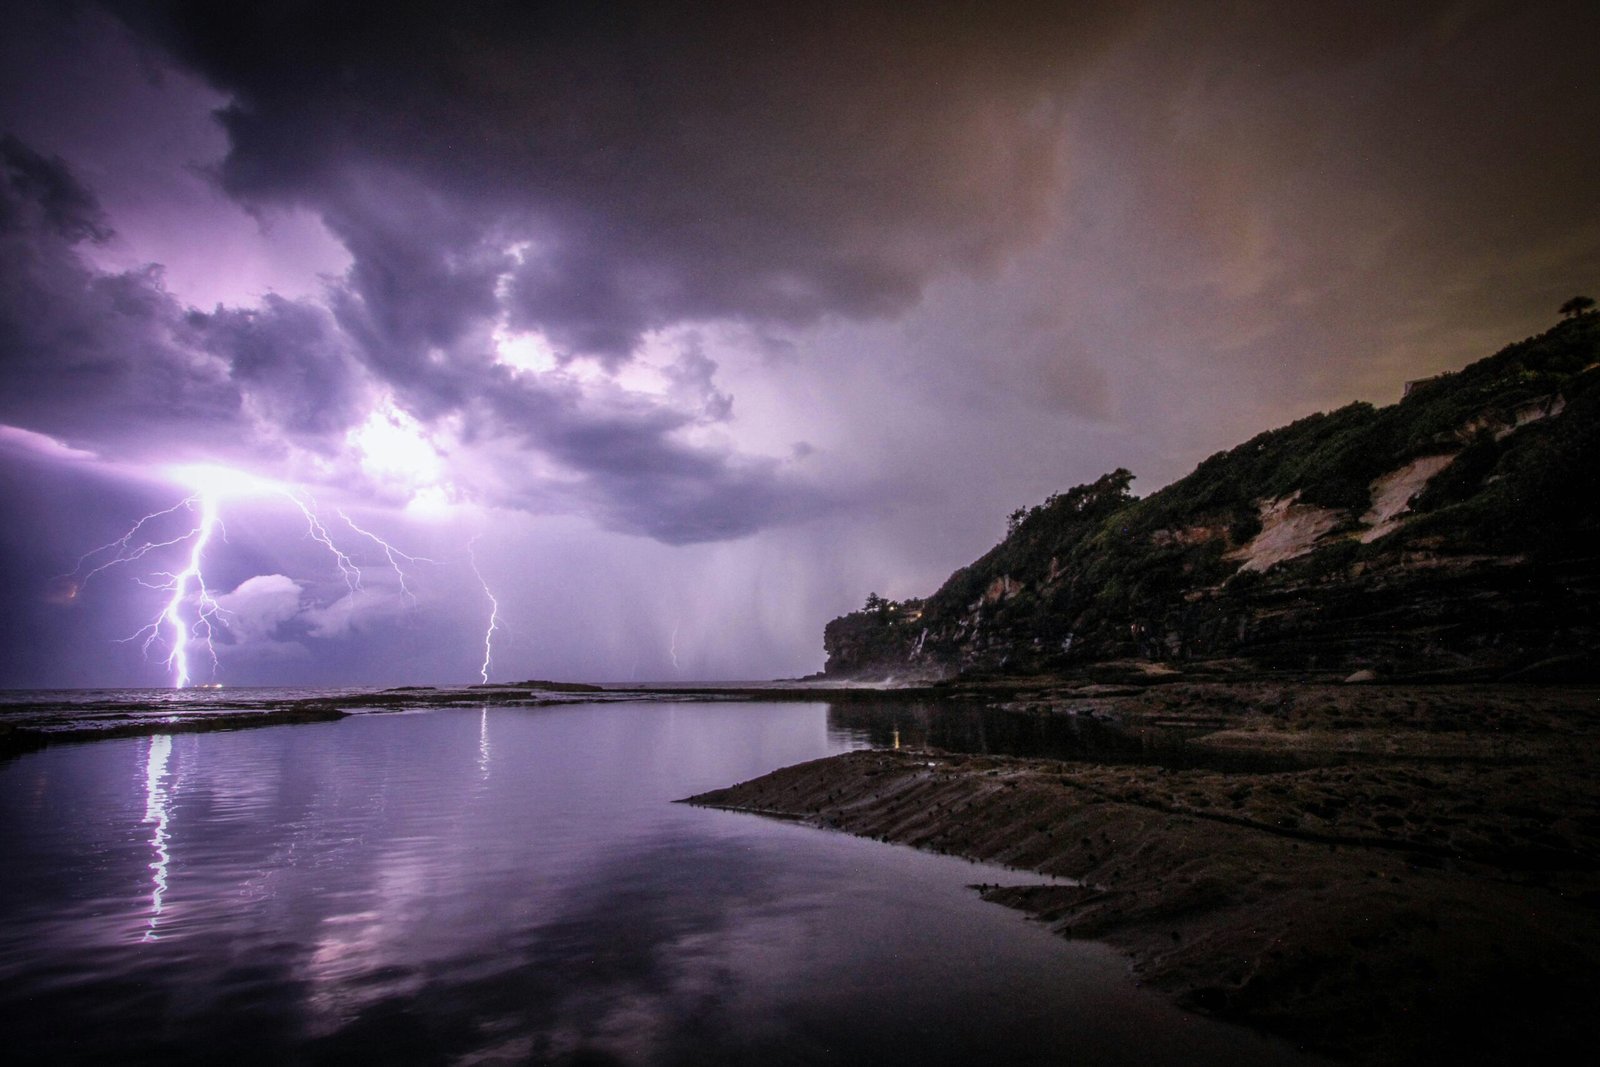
[[282, 492, 362, 593], [669, 622, 681, 673], [66, 498, 201, 586], [469, 538, 499, 685], [338, 509, 438, 606]]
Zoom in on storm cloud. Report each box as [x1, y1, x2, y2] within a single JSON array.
[[0, 135, 240, 453], [0, 122, 836, 539], [105, 0, 1130, 360]]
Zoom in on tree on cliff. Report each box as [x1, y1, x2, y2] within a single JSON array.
[[1006, 468, 1136, 540], [1560, 295, 1596, 318]]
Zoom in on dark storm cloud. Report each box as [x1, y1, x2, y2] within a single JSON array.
[[193, 296, 368, 440], [318, 171, 512, 412], [0, 130, 833, 541], [77, 0, 1131, 542], [0, 134, 366, 458], [0, 133, 112, 243], [475, 365, 820, 544], [1061, 0, 1600, 415], [101, 0, 1132, 362], [0, 135, 241, 453], [99, 0, 1600, 406], [12, 0, 1600, 545]]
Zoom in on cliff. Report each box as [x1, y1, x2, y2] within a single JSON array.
[[825, 314, 1600, 681]]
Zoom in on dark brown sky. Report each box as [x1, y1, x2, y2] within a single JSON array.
[[1, 0, 1595, 684]]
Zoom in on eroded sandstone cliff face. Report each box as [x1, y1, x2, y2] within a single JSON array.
[[825, 315, 1600, 680]]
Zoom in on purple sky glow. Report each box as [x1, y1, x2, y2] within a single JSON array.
[[2, 1, 1596, 686]]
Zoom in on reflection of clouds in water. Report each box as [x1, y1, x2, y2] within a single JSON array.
[[301, 846, 450, 1034], [291, 827, 1071, 1065], [516, 839, 778, 1063], [141, 734, 172, 941], [294, 834, 790, 1062], [270, 712, 872, 1060]]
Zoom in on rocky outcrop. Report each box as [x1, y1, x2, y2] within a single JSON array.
[[824, 316, 1600, 681], [1226, 493, 1343, 572], [822, 602, 940, 681], [1358, 454, 1455, 543]]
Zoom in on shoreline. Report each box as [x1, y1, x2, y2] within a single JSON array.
[[12, 665, 1585, 760], [684, 682, 1600, 1065], [8, 676, 1600, 1059]]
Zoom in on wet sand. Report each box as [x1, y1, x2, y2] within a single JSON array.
[[686, 682, 1600, 1065]]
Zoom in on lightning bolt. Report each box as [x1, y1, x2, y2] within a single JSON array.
[[469, 538, 499, 685], [69, 492, 227, 688], [67, 467, 485, 688], [153, 491, 222, 689], [669, 621, 681, 673]]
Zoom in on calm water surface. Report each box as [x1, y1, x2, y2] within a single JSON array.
[[0, 700, 1313, 1065]]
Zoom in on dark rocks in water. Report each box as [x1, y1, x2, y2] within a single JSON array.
[[0, 701, 347, 758], [825, 315, 1600, 682], [465, 681, 605, 692], [510, 679, 607, 692]]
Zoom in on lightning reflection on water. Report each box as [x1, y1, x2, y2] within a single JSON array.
[[142, 735, 173, 941]]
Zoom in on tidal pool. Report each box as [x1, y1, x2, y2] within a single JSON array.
[[0, 700, 1315, 1065]]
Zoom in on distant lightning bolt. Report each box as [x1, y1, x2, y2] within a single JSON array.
[[68, 466, 480, 688], [669, 622, 681, 673], [285, 494, 442, 616], [469, 538, 499, 685], [338, 509, 437, 606], [96, 492, 225, 688], [281, 492, 362, 594], [160, 492, 221, 689]]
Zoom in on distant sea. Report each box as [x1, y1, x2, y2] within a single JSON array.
[[0, 691, 1312, 1065]]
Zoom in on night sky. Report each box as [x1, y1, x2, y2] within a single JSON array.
[[2, 1, 1596, 687]]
